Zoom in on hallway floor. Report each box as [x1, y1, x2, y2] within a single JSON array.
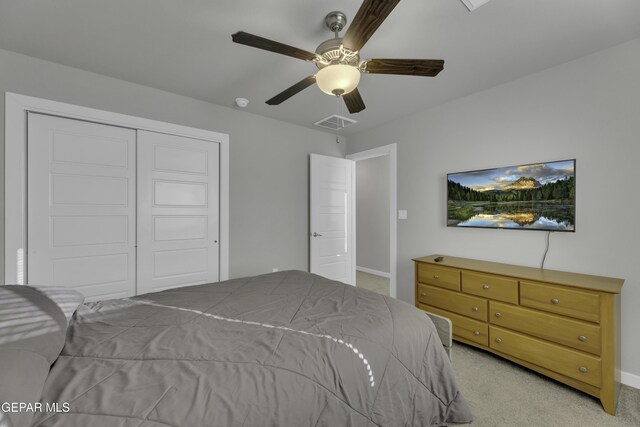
[[356, 270, 390, 296]]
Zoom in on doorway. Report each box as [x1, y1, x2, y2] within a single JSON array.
[[347, 144, 397, 298]]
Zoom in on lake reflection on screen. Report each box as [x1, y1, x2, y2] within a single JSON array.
[[447, 203, 574, 231], [456, 213, 572, 230]]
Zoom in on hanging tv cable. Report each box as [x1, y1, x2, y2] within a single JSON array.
[[540, 231, 552, 269]]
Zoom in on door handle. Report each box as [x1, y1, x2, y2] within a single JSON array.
[[313, 232, 323, 237]]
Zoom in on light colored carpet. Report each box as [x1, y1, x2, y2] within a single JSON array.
[[356, 270, 389, 296], [451, 342, 640, 426]]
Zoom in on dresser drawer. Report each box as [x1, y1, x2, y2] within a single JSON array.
[[489, 301, 601, 355], [418, 284, 487, 322], [462, 271, 518, 304], [417, 263, 460, 291], [420, 304, 488, 347], [520, 281, 600, 323], [490, 326, 601, 387]]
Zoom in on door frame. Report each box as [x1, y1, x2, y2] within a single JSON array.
[[4, 92, 230, 285], [347, 143, 397, 298]]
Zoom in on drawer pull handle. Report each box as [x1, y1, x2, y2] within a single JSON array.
[[482, 284, 490, 290], [472, 306, 479, 312], [551, 298, 560, 305], [473, 331, 480, 336], [578, 335, 587, 342], [420, 293, 427, 297], [495, 338, 502, 344], [494, 312, 502, 318], [433, 275, 440, 279], [579, 367, 588, 373]]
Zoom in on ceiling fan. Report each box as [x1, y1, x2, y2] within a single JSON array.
[[231, 0, 444, 114]]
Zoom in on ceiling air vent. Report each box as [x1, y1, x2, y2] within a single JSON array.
[[460, 0, 493, 12], [313, 114, 357, 131]]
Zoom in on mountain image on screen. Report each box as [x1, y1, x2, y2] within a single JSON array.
[[502, 177, 541, 190], [447, 159, 575, 231]]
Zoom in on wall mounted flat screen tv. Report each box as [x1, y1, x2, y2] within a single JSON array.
[[447, 159, 575, 231]]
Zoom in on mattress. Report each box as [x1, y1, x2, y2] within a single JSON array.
[[34, 271, 472, 426]]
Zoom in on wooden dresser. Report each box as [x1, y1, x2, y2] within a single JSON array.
[[413, 255, 624, 415]]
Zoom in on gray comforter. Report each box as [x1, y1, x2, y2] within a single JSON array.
[[35, 271, 472, 426]]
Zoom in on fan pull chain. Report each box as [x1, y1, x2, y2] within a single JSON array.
[[336, 94, 341, 144]]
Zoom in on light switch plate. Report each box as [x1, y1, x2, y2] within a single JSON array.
[[398, 210, 408, 220]]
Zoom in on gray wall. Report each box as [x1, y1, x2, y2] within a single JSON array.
[[356, 156, 390, 273], [346, 38, 640, 378], [0, 48, 345, 281]]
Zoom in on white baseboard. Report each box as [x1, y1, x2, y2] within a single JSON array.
[[622, 370, 640, 389], [356, 266, 390, 278]]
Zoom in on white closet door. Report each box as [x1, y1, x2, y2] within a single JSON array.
[[27, 113, 136, 300], [136, 131, 220, 295]]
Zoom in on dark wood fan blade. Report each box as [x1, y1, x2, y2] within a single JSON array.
[[343, 88, 366, 114], [342, 0, 402, 51], [266, 76, 317, 105], [364, 59, 444, 76], [232, 31, 316, 61]]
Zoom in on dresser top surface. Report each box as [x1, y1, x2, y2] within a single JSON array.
[[413, 255, 624, 294]]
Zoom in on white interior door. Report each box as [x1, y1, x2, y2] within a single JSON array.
[[136, 131, 220, 295], [27, 113, 136, 300], [310, 154, 354, 285]]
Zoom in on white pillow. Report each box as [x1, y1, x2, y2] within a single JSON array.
[[30, 286, 85, 323], [0, 286, 74, 427]]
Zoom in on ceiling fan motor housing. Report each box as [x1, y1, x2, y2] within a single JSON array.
[[316, 11, 360, 69], [315, 39, 360, 69]]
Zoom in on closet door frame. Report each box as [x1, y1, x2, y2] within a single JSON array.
[[4, 92, 229, 285]]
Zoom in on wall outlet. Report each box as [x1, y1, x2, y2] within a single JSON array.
[[272, 268, 279, 272], [398, 210, 408, 220]]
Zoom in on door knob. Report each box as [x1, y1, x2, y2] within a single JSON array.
[[312, 232, 323, 237]]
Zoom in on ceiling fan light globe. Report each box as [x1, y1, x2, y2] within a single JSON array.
[[316, 64, 360, 96]]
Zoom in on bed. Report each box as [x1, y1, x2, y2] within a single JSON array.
[[1, 271, 472, 427]]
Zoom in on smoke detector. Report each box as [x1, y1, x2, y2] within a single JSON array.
[[235, 98, 249, 108]]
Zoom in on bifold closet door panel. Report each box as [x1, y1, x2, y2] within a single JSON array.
[[27, 113, 137, 300], [136, 130, 220, 295]]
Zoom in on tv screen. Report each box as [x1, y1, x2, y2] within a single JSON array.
[[447, 159, 575, 231]]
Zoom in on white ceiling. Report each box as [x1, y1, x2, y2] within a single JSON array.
[[1, 0, 639, 135]]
